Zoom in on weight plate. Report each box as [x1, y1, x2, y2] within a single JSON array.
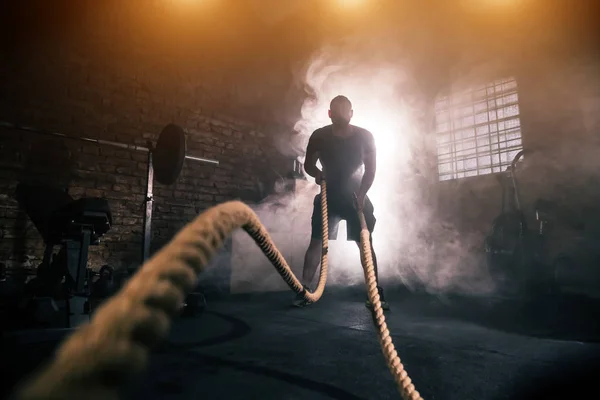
[[153, 124, 186, 185]]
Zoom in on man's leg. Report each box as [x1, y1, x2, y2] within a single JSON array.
[[301, 239, 322, 287], [293, 194, 339, 307], [292, 239, 322, 307]]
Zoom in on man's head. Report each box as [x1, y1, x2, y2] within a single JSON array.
[[328, 95, 353, 127]]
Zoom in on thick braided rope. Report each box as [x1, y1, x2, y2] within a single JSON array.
[[13, 181, 421, 400], [313, 180, 329, 299], [12, 187, 329, 400], [356, 209, 422, 400], [233, 180, 329, 303]]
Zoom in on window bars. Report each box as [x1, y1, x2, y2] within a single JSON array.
[[435, 78, 523, 181]]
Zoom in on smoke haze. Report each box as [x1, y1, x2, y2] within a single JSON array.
[[234, 34, 497, 297]]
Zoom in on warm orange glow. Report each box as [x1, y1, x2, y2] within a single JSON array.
[[330, 0, 374, 11], [168, 0, 216, 10], [462, 0, 526, 11], [337, 0, 367, 6]]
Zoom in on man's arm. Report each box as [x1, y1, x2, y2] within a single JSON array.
[[303, 132, 321, 178], [357, 130, 376, 200]]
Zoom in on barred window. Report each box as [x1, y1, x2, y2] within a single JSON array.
[[435, 78, 523, 181]]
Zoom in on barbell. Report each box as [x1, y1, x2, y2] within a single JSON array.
[[0, 121, 219, 185], [1, 120, 221, 262]]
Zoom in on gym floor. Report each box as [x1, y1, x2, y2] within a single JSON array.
[[2, 286, 600, 400]]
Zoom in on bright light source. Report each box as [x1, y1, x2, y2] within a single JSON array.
[[337, 0, 367, 7], [462, 0, 525, 11], [293, 50, 422, 276], [295, 61, 413, 207]]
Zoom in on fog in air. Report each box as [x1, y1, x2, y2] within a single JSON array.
[[235, 33, 497, 297]]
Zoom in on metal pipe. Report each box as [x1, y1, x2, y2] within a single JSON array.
[[185, 155, 219, 165], [0, 120, 219, 165], [509, 150, 526, 212], [143, 151, 154, 262], [0, 121, 148, 152]]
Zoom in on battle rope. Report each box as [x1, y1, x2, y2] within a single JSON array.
[[12, 180, 421, 400], [356, 201, 421, 400]]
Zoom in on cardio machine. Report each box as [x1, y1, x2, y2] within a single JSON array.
[[14, 183, 112, 328], [484, 150, 570, 294]]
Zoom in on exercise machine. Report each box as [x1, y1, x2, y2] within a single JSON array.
[[14, 183, 112, 328], [484, 150, 572, 294]]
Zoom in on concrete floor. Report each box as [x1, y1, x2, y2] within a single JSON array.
[[2, 287, 600, 400]]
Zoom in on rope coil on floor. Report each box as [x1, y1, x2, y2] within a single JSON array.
[[12, 180, 421, 400]]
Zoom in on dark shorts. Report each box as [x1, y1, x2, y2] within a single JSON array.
[[311, 193, 376, 242]]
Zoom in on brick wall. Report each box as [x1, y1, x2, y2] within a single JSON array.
[[0, 1, 293, 284]]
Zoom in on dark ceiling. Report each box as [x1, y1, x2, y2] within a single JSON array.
[[4, 0, 597, 68], [1, 0, 598, 124]]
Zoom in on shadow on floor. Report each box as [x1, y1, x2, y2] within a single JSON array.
[[213, 284, 600, 343], [507, 352, 600, 400], [2, 287, 599, 400], [398, 291, 600, 343], [0, 311, 252, 399], [129, 351, 367, 400]]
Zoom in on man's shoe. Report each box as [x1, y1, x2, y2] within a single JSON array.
[[365, 286, 390, 311], [292, 285, 311, 308]]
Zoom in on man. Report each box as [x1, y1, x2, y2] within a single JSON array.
[[293, 95, 390, 311]]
